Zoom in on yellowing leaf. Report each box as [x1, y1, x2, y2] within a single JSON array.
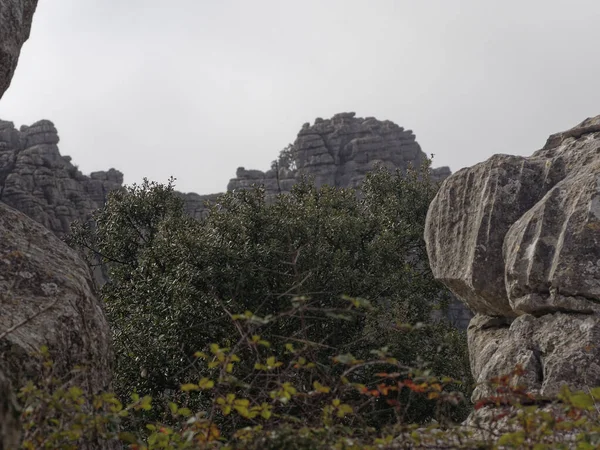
[[336, 404, 353, 418], [313, 381, 331, 393], [198, 377, 214, 390]]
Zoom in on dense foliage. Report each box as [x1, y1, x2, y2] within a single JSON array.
[[17, 332, 600, 449], [13, 162, 600, 448], [69, 163, 471, 426]]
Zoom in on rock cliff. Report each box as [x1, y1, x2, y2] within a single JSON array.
[[0, 112, 452, 230], [0, 119, 123, 235], [0, 0, 37, 100], [425, 116, 600, 408]]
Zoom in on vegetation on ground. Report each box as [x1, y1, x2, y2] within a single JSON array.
[[12, 161, 600, 448]]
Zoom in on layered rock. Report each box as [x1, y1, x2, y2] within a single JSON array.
[[221, 112, 451, 215], [0, 0, 37, 100], [425, 115, 600, 405], [0, 119, 123, 235]]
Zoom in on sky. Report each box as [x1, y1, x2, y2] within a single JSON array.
[[1, 0, 600, 195]]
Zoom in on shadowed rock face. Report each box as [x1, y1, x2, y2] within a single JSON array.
[[0, 0, 37, 100], [0, 202, 114, 449], [425, 115, 600, 403]]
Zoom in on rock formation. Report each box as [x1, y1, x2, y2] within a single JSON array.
[[0, 119, 123, 235], [0, 112, 452, 229], [0, 3, 113, 448], [425, 116, 600, 407], [0, 0, 37, 100], [221, 112, 451, 217]]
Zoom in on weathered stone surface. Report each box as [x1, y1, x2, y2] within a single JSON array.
[[0, 202, 113, 447], [224, 113, 451, 210], [425, 115, 600, 407], [468, 313, 600, 401], [0, 119, 123, 235], [0, 0, 37, 100]]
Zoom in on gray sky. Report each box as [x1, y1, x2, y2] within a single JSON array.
[[1, 0, 600, 194]]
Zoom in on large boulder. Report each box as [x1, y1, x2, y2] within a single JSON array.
[[425, 115, 600, 405], [0, 202, 114, 447], [0, 200, 114, 448], [0, 0, 38, 100]]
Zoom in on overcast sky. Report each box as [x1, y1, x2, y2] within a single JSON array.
[[1, 0, 600, 194]]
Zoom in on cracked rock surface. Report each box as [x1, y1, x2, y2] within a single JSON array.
[[425, 115, 600, 402], [0, 202, 114, 448]]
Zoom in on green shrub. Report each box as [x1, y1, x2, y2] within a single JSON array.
[[68, 163, 472, 425]]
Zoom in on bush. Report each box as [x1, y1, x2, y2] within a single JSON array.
[[16, 327, 600, 449], [68, 163, 471, 426]]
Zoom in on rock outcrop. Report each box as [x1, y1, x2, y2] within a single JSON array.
[[0, 0, 37, 100], [220, 112, 451, 217], [0, 113, 452, 231], [0, 113, 472, 328], [0, 119, 123, 235], [425, 115, 600, 405]]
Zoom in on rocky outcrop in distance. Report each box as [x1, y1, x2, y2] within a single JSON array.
[[222, 112, 451, 213], [0, 0, 37, 100], [425, 115, 600, 407], [0, 119, 123, 235], [0, 113, 471, 327], [0, 112, 452, 230]]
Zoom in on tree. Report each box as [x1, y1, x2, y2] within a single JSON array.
[[68, 163, 471, 426], [271, 143, 297, 171]]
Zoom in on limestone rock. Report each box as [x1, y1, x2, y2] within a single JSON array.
[[425, 115, 600, 405], [225, 113, 447, 204], [0, 202, 113, 447], [0, 0, 38, 100], [0, 119, 123, 235]]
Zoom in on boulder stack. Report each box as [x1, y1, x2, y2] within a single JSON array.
[[425, 116, 600, 404]]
